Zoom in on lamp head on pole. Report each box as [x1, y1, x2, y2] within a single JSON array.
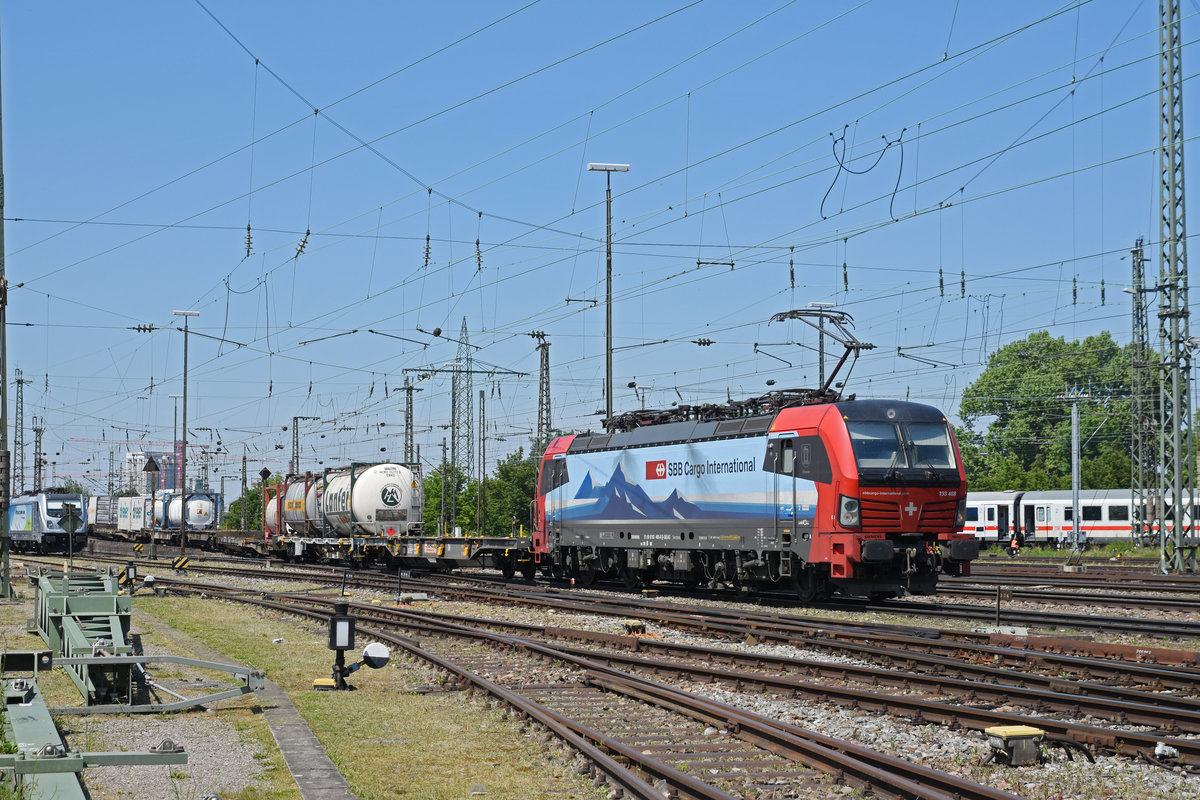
[[587, 163, 630, 173]]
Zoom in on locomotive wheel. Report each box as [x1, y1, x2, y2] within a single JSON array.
[[792, 563, 827, 603], [621, 566, 643, 590], [519, 559, 537, 581]]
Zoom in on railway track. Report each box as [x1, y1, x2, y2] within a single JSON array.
[[30, 551, 1200, 646], [165, 580, 1026, 800], [935, 583, 1200, 612], [36, 555, 1200, 795]]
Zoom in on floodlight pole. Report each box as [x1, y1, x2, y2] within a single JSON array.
[[588, 163, 629, 423]]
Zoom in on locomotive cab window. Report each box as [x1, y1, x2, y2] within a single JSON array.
[[847, 422, 902, 468], [763, 435, 832, 482], [538, 458, 569, 495], [846, 420, 957, 473], [906, 422, 957, 469]]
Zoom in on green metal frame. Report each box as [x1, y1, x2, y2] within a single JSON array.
[[1, 676, 186, 799], [33, 569, 133, 704], [49, 655, 264, 714]]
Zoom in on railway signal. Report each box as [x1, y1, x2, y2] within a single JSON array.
[[315, 601, 391, 690]]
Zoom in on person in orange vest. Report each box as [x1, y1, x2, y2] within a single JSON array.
[[1007, 533, 1021, 557]]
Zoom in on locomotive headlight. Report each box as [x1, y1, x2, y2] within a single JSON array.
[[838, 495, 861, 527], [955, 497, 967, 528]]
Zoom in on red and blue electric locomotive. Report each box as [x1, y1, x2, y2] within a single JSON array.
[[532, 396, 975, 600], [531, 310, 977, 600]]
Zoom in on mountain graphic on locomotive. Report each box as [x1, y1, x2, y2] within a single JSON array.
[[531, 309, 978, 600]]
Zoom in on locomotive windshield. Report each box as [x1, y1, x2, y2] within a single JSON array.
[[847, 420, 956, 471], [45, 500, 67, 518]]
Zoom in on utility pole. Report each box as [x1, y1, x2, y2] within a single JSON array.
[[1129, 239, 1156, 545], [107, 449, 115, 496], [14, 368, 28, 493], [531, 331, 552, 454], [174, 309, 199, 555], [0, 20, 12, 598], [1158, 0, 1196, 573], [439, 438, 447, 537], [32, 417, 44, 493], [1070, 400, 1082, 550], [477, 389, 485, 537], [240, 447, 247, 532], [403, 377, 422, 465], [404, 355, 526, 535], [450, 317, 474, 529], [588, 162, 630, 424]]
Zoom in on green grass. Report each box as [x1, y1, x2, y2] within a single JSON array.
[[136, 595, 608, 800], [979, 543, 1160, 558]]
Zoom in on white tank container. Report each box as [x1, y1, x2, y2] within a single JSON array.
[[282, 478, 313, 534], [305, 482, 322, 532], [264, 497, 280, 538], [320, 463, 419, 536], [168, 495, 215, 529]]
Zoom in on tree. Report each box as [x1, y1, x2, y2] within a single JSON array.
[[60, 478, 91, 497], [957, 330, 1145, 491], [420, 447, 540, 537], [223, 475, 282, 531], [422, 465, 471, 535], [484, 448, 538, 536]]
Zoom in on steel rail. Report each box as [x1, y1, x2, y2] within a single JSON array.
[[60, 551, 1200, 638], [379, 600, 1200, 768], [173, 589, 688, 800], [354, 600, 1200, 706], [176, 583, 1020, 800]]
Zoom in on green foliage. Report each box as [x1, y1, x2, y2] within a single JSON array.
[[484, 448, 538, 535], [59, 478, 90, 497], [422, 446, 540, 537], [958, 330, 1145, 491], [222, 475, 283, 531], [421, 464, 471, 535]]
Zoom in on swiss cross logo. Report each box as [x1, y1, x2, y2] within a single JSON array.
[[646, 460, 667, 480]]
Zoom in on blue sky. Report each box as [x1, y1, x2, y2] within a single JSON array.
[[1, 1, 1190, 491]]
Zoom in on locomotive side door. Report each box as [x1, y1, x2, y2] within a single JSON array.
[[546, 454, 568, 551], [767, 434, 797, 548]]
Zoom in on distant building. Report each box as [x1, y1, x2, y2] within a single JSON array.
[[124, 451, 178, 494]]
